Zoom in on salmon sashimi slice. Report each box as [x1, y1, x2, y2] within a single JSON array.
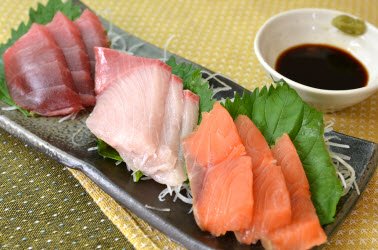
[[183, 103, 246, 168], [47, 12, 95, 106], [86, 63, 171, 159], [183, 103, 253, 236], [234, 115, 291, 245], [75, 9, 109, 74], [94, 47, 159, 95], [3, 24, 82, 116], [262, 134, 327, 250]]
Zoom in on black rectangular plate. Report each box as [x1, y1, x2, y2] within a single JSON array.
[[0, 2, 377, 249]]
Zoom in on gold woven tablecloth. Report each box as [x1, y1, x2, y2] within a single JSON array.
[[1, 0, 377, 249]]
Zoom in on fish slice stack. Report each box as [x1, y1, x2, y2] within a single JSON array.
[[183, 106, 327, 250], [86, 47, 200, 187], [3, 10, 108, 116]]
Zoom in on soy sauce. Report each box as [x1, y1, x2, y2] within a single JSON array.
[[275, 44, 368, 90]]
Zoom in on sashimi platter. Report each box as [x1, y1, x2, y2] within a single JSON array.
[[0, 1, 377, 249]]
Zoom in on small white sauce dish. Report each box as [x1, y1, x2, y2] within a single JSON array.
[[254, 8, 378, 112]]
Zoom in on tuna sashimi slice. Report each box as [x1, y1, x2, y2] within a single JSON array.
[[47, 12, 95, 106], [3, 24, 82, 116], [262, 134, 327, 250], [5, 24, 69, 80], [75, 9, 108, 74], [94, 47, 160, 95], [234, 115, 291, 245], [47, 12, 86, 49], [11, 85, 84, 117], [86, 62, 171, 161], [183, 103, 253, 236]]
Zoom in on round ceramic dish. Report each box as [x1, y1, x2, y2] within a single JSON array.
[[254, 8, 378, 112]]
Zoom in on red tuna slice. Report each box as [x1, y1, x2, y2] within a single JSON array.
[[75, 9, 108, 74], [182, 103, 253, 236], [86, 62, 171, 162], [94, 47, 159, 95], [3, 24, 82, 116], [4, 25, 71, 80], [234, 115, 291, 245], [262, 134, 327, 250], [47, 12, 95, 106]]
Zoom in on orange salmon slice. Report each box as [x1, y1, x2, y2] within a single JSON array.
[[234, 115, 291, 245], [183, 103, 254, 236], [183, 102, 246, 167], [263, 134, 327, 250]]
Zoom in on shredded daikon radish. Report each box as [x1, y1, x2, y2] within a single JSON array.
[[325, 119, 359, 195], [71, 111, 78, 120], [324, 135, 341, 142], [173, 184, 193, 204], [162, 34, 175, 62], [1, 106, 17, 111], [330, 152, 351, 161], [70, 121, 91, 147], [58, 111, 79, 123], [158, 184, 193, 204], [111, 34, 127, 51], [331, 153, 360, 195], [87, 146, 98, 152], [107, 22, 129, 51], [201, 70, 233, 97], [145, 204, 171, 212], [327, 142, 350, 148], [337, 171, 348, 189], [58, 112, 75, 123], [71, 126, 85, 146], [140, 176, 152, 180], [324, 119, 335, 133], [127, 42, 145, 55]]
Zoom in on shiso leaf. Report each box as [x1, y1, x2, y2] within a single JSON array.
[[28, 0, 81, 24], [166, 56, 215, 123], [97, 139, 144, 183], [0, 0, 82, 116], [97, 139, 123, 162], [223, 81, 343, 225], [133, 171, 144, 182]]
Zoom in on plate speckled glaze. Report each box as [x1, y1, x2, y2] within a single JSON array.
[[0, 2, 377, 249]]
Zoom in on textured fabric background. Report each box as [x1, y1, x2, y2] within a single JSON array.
[[0, 131, 135, 249], [1, 0, 378, 249]]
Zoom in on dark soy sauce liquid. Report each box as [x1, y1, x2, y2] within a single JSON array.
[[275, 44, 368, 90]]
